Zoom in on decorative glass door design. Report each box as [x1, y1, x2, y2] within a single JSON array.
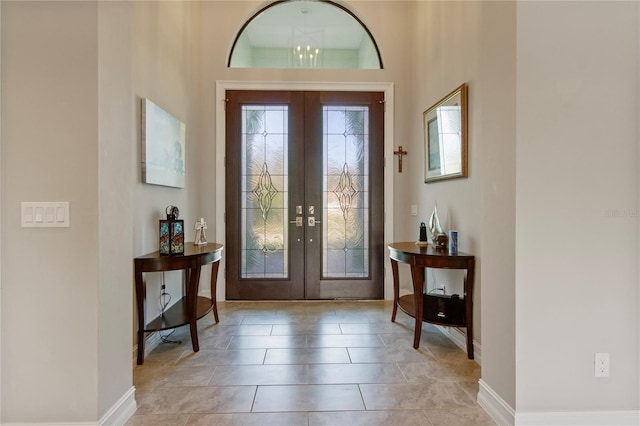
[[226, 90, 384, 300], [323, 105, 370, 279], [241, 104, 289, 279]]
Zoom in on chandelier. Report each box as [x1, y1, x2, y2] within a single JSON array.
[[294, 44, 320, 68]]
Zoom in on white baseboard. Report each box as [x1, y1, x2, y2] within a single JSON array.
[[131, 331, 162, 366], [1, 387, 137, 426], [99, 386, 137, 426], [477, 379, 516, 426], [436, 325, 481, 365], [515, 410, 640, 425], [476, 380, 640, 426]]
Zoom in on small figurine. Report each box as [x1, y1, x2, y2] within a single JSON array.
[[194, 217, 208, 246], [428, 204, 448, 249]]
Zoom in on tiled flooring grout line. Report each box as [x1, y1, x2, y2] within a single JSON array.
[[128, 301, 495, 425]]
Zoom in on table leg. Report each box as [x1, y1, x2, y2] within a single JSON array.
[[410, 265, 424, 349], [135, 268, 146, 365], [187, 266, 202, 352], [465, 260, 475, 359], [210, 261, 220, 323], [390, 258, 399, 322]]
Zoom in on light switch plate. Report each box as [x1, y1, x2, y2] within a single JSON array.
[[22, 202, 69, 228]]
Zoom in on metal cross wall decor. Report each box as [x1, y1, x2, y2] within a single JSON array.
[[393, 146, 408, 173]]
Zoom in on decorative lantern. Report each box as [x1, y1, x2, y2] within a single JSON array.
[[159, 205, 184, 255]]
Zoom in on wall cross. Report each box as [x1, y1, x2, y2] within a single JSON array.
[[393, 146, 408, 172]]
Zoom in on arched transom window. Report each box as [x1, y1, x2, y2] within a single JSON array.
[[228, 0, 383, 69]]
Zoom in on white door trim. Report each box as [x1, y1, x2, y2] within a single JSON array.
[[215, 80, 395, 301]]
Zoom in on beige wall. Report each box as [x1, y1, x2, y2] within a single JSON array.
[[406, 0, 484, 352], [2, 1, 100, 421], [131, 0, 203, 337], [1, 0, 203, 422], [407, 0, 516, 407], [475, 1, 517, 410], [98, 1, 135, 417], [515, 0, 639, 414]]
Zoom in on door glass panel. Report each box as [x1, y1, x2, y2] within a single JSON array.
[[322, 106, 369, 278], [241, 105, 289, 278]]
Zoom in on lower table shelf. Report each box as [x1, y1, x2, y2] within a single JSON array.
[[398, 294, 466, 327], [145, 296, 214, 332]]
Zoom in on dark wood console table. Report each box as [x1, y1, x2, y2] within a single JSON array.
[[388, 242, 475, 359], [134, 243, 223, 365]]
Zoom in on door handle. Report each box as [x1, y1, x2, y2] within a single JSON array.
[[289, 217, 303, 227], [307, 206, 321, 226]]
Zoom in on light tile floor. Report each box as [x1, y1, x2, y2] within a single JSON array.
[[127, 301, 495, 425]]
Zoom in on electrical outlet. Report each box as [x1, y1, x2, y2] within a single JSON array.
[[595, 352, 610, 377]]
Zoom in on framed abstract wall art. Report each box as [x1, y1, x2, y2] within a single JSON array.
[[141, 98, 186, 188]]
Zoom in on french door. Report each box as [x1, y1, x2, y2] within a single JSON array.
[[225, 90, 384, 300]]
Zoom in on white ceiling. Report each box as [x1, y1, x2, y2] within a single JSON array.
[[242, 1, 368, 50]]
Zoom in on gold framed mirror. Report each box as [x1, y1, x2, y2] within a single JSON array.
[[423, 83, 468, 183]]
